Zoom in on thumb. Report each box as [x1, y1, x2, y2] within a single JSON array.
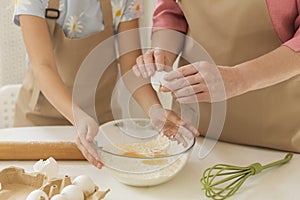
[[86, 125, 98, 142]]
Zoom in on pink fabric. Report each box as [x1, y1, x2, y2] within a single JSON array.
[[153, 0, 300, 52], [266, 0, 300, 51], [152, 0, 187, 33]]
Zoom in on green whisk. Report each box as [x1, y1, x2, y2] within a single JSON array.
[[200, 153, 293, 200]]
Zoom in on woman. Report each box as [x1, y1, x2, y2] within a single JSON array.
[[13, 0, 198, 168], [134, 0, 300, 152]]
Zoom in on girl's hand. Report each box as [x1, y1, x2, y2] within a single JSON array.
[[73, 108, 103, 169], [132, 48, 173, 78], [149, 104, 200, 146]]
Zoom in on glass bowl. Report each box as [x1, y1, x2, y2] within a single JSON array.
[[94, 118, 195, 187]]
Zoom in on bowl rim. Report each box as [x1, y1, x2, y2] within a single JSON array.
[[95, 118, 196, 160]]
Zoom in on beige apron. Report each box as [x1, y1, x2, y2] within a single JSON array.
[[14, 0, 118, 126], [177, 0, 300, 152]]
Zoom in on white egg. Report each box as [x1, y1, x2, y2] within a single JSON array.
[[72, 175, 96, 196], [33, 157, 59, 180], [151, 71, 169, 92], [26, 189, 49, 200], [60, 185, 84, 200], [50, 194, 67, 200]]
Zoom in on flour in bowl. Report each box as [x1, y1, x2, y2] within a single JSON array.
[[99, 135, 190, 186]]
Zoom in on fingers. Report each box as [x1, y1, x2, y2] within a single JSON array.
[[86, 124, 98, 142], [133, 48, 169, 78], [79, 133, 100, 161], [73, 110, 103, 168], [162, 74, 204, 92], [162, 124, 193, 148], [174, 133, 188, 147], [134, 52, 155, 78], [143, 50, 156, 76], [162, 123, 178, 138], [76, 136, 103, 169], [177, 92, 211, 103], [162, 111, 199, 146], [172, 84, 207, 99], [132, 65, 141, 77], [183, 122, 200, 137], [151, 108, 199, 147], [165, 111, 185, 126], [135, 56, 148, 78], [77, 125, 100, 162], [164, 64, 198, 81]]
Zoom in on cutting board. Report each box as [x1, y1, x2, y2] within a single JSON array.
[[0, 126, 85, 160]]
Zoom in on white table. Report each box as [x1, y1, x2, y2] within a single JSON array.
[[0, 126, 299, 200]]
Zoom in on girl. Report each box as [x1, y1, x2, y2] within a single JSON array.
[[13, 0, 198, 168]]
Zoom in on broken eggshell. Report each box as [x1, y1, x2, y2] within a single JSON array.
[[33, 157, 58, 180], [25, 189, 49, 200], [72, 175, 97, 196], [150, 71, 169, 92]]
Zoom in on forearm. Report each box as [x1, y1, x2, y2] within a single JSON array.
[[20, 15, 75, 124], [151, 29, 186, 66], [120, 50, 161, 115], [118, 20, 161, 115], [151, 0, 187, 66], [32, 65, 74, 123], [133, 84, 162, 115], [236, 46, 300, 93]]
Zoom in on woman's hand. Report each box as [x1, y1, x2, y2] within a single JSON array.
[[149, 104, 200, 146], [132, 48, 174, 78], [161, 61, 245, 103], [73, 108, 103, 169]]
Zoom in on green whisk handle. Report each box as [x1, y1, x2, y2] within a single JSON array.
[[262, 153, 293, 170], [248, 153, 293, 175]]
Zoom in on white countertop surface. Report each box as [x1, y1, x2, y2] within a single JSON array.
[[0, 126, 299, 200]]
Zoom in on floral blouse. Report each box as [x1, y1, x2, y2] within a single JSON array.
[[14, 0, 143, 38]]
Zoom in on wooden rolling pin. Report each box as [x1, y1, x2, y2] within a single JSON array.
[[0, 126, 85, 160]]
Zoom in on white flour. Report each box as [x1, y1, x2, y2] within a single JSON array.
[[100, 135, 190, 186]]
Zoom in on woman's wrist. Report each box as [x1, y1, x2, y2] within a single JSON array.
[[232, 64, 252, 95]]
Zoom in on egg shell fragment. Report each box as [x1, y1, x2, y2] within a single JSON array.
[[151, 71, 169, 92]]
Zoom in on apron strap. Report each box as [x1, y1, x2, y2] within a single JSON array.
[[45, 0, 60, 36], [100, 0, 114, 30]]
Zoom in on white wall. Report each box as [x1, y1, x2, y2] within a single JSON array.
[[0, 1, 26, 86], [139, 0, 156, 47], [140, 0, 156, 28]]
